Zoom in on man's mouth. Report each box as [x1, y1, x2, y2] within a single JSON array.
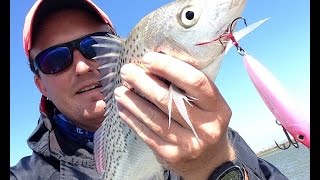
[[77, 83, 102, 94]]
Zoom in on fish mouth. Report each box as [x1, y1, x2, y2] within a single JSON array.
[[195, 0, 247, 47]]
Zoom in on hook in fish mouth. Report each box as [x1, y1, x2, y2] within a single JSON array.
[[195, 16, 248, 58], [229, 17, 247, 32], [195, 16, 247, 46]]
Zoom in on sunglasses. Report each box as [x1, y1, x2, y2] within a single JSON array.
[[32, 32, 111, 74]]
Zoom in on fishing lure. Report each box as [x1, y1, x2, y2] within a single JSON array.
[[224, 17, 310, 149]]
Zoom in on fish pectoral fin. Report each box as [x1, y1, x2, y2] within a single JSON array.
[[93, 121, 107, 176], [168, 84, 199, 139]]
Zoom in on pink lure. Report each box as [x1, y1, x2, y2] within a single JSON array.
[[242, 54, 310, 148]]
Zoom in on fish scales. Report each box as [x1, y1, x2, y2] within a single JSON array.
[[92, 0, 247, 179]]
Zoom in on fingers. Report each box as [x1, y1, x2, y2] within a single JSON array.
[[115, 86, 202, 159], [115, 86, 199, 146], [119, 63, 197, 129], [114, 52, 233, 177], [142, 52, 229, 113], [119, 62, 230, 143], [120, 53, 231, 128]]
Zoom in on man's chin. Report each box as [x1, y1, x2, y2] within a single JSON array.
[[80, 113, 105, 131]]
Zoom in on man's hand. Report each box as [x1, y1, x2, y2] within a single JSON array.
[[114, 52, 236, 180]]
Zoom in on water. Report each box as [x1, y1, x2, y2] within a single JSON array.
[[259, 145, 310, 180]]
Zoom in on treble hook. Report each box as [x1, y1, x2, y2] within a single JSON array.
[[229, 17, 247, 32], [218, 17, 248, 55], [274, 119, 299, 150]]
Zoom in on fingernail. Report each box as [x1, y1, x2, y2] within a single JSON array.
[[114, 87, 121, 101], [142, 52, 152, 67], [120, 64, 129, 79]]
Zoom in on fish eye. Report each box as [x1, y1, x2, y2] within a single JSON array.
[[180, 5, 201, 28], [185, 11, 194, 20]]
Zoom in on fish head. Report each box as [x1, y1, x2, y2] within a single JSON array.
[[141, 0, 247, 81]]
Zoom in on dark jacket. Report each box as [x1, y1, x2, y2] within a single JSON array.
[[10, 114, 288, 180]]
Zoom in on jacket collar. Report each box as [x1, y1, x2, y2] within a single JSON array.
[[27, 114, 96, 168]]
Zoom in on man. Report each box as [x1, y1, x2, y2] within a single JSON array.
[[10, 0, 287, 179]]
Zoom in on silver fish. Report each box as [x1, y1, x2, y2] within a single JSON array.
[[92, 0, 248, 179]]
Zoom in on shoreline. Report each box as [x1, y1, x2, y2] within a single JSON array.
[[256, 140, 291, 157]]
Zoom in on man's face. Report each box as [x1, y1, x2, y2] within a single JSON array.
[[30, 9, 113, 131]]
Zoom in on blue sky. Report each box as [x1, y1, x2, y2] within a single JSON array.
[[10, 0, 310, 166]]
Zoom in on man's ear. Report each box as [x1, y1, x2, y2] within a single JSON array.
[[34, 74, 48, 97]]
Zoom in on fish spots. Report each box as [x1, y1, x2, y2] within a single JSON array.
[[93, 0, 250, 178]]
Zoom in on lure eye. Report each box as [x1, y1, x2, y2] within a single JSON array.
[[180, 5, 201, 28], [298, 134, 304, 140]]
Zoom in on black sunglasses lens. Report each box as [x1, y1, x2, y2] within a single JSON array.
[[38, 47, 72, 74], [80, 37, 97, 59], [35, 32, 108, 74]]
